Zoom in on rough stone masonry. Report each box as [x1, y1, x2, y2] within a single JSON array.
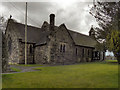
[[4, 14, 105, 65]]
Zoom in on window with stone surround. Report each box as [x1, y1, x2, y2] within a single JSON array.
[[88, 49, 89, 57], [60, 43, 66, 53], [60, 44, 62, 52], [82, 48, 84, 57], [8, 37, 12, 54], [63, 45, 65, 52], [30, 45, 33, 54], [76, 48, 78, 56]]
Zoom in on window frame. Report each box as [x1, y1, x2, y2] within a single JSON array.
[[76, 48, 78, 56], [60, 43, 66, 53], [88, 49, 89, 57], [29, 45, 33, 54], [63, 44, 65, 53], [82, 48, 84, 57], [8, 37, 12, 54], [60, 44, 62, 52]]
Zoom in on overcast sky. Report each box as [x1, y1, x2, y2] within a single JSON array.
[[1, 1, 115, 56], [0, 1, 99, 35], [0, 0, 113, 55]]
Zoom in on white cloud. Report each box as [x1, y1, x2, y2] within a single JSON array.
[[1, 1, 98, 35]]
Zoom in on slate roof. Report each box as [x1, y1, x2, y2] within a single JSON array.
[[9, 19, 50, 45], [7, 19, 97, 47], [68, 30, 97, 48]]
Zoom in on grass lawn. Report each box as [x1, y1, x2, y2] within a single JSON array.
[[2, 60, 118, 88], [10, 67, 21, 72], [16, 64, 43, 67]]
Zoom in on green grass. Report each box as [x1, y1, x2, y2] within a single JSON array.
[[16, 64, 43, 67], [0, 78, 2, 89], [2, 60, 118, 88], [105, 60, 118, 63], [10, 67, 21, 72]]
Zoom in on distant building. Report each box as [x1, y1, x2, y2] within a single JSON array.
[[4, 14, 105, 64], [105, 55, 116, 60]]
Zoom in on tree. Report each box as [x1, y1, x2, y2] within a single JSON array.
[[0, 16, 9, 72], [2, 32, 9, 72], [90, 1, 120, 63], [106, 30, 120, 64], [0, 16, 7, 33]]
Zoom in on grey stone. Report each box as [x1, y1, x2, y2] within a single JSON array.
[[3, 14, 105, 66]]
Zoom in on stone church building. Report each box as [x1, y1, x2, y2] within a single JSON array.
[[5, 14, 104, 64]]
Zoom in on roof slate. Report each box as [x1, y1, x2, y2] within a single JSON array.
[[8, 19, 97, 47], [68, 30, 97, 47], [11, 20, 50, 45]]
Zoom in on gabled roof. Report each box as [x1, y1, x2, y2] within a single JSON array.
[[6, 19, 97, 47], [7, 19, 50, 45], [58, 23, 97, 48], [68, 30, 97, 48]]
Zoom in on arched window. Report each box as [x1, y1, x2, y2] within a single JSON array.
[[8, 37, 12, 54], [82, 48, 84, 57], [63, 45, 65, 52], [30, 45, 33, 54], [60, 44, 66, 53], [60, 44, 62, 52], [76, 48, 78, 56]]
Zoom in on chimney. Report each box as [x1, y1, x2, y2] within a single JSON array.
[[49, 14, 55, 31]]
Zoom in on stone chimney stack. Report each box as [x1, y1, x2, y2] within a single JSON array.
[[49, 14, 55, 31]]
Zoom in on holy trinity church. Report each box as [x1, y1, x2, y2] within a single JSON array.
[[4, 14, 105, 64]]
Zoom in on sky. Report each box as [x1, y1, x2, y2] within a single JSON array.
[[0, 0, 114, 56], [0, 1, 99, 35]]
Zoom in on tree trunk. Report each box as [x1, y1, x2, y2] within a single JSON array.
[[2, 32, 10, 73], [116, 56, 120, 64]]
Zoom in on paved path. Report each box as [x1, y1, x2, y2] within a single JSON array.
[[2, 63, 78, 74], [2, 65, 42, 74]]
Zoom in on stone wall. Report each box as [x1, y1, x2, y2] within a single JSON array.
[[34, 45, 49, 64], [47, 25, 95, 64], [19, 42, 34, 64], [48, 25, 77, 64], [4, 19, 97, 65], [5, 22, 20, 64], [2, 32, 9, 72], [5, 20, 35, 64], [75, 46, 94, 62]]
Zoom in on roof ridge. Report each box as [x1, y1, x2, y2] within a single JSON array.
[[9, 19, 89, 37], [11, 19, 89, 37], [68, 29, 89, 37], [11, 19, 41, 29]]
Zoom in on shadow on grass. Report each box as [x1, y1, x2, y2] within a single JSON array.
[[2, 74, 13, 82]]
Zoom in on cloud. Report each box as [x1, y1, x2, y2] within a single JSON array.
[[1, 1, 98, 35]]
